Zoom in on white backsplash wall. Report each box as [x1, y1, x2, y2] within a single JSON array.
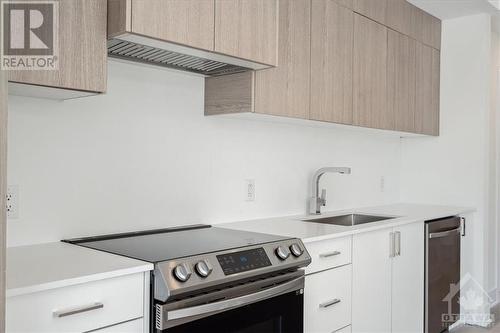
[[7, 60, 401, 247]]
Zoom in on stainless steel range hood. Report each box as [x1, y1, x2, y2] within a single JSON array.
[[108, 33, 271, 76]]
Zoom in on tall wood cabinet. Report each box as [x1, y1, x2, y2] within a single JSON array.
[[254, 0, 310, 118], [9, 0, 107, 96], [310, 0, 353, 124], [353, 14, 389, 130], [387, 30, 417, 133]]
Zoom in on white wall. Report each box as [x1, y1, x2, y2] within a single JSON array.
[[400, 14, 494, 297], [6, 60, 401, 247]]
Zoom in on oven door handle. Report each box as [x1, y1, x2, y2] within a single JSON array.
[[164, 276, 304, 322]]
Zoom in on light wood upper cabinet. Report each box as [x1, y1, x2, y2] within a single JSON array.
[[215, 0, 278, 66], [413, 7, 441, 50], [385, 0, 413, 36], [387, 30, 417, 133], [310, 0, 353, 124], [206, 0, 308, 118], [386, 0, 441, 50], [130, 0, 215, 51], [353, 14, 389, 130], [9, 0, 107, 94], [353, 0, 387, 25], [255, 0, 310, 119], [415, 43, 440, 135]]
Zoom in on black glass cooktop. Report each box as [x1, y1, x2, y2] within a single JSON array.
[[63, 225, 288, 263]]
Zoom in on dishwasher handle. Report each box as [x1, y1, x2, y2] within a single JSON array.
[[428, 227, 461, 239]]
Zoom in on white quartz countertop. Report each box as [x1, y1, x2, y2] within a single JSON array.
[[6, 242, 153, 297], [222, 203, 475, 243]]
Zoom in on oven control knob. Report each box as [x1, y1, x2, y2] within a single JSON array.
[[173, 263, 191, 282], [290, 243, 303, 257], [195, 260, 213, 278], [275, 246, 290, 260]]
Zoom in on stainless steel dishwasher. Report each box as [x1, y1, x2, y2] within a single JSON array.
[[425, 216, 462, 333]]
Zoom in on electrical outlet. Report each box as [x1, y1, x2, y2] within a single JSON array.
[[6, 186, 19, 219], [245, 179, 255, 202]]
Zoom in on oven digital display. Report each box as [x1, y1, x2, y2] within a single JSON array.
[[217, 247, 272, 275]]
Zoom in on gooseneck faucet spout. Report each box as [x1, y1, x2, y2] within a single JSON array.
[[309, 167, 351, 215]]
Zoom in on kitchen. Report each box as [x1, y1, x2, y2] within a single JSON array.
[[0, 0, 498, 332]]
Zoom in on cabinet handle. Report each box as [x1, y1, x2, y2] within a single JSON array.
[[319, 251, 341, 258], [395, 231, 401, 256], [319, 298, 341, 308], [389, 232, 395, 258], [461, 217, 466, 237], [53, 302, 104, 318]]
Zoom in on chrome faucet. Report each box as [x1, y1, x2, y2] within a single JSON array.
[[309, 167, 352, 215]]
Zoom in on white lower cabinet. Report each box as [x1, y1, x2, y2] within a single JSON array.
[[352, 221, 424, 333], [304, 264, 352, 333], [6, 272, 148, 333]]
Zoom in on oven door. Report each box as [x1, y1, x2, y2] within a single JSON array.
[[155, 272, 304, 333]]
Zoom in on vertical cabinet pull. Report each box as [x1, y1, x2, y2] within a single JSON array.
[[461, 217, 466, 237], [389, 232, 395, 258], [395, 231, 401, 256]]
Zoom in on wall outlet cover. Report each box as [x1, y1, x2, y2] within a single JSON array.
[[245, 179, 255, 202], [6, 185, 19, 219]]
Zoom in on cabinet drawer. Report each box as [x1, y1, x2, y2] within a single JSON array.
[[93, 318, 144, 332], [336, 325, 352, 333], [305, 265, 352, 333], [6, 273, 144, 333], [305, 236, 352, 274]]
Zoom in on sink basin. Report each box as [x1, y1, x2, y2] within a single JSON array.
[[303, 214, 396, 226]]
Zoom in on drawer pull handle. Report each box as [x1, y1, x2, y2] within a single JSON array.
[[319, 298, 341, 308], [53, 302, 104, 318], [319, 251, 341, 258]]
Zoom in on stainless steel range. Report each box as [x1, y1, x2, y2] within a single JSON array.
[[64, 225, 311, 332]]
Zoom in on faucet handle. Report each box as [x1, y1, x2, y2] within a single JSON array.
[[320, 189, 326, 206]]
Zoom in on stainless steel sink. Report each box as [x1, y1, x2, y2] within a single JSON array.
[[302, 214, 396, 226]]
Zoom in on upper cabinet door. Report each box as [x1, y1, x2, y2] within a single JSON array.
[[353, 14, 389, 130], [385, 0, 413, 36], [310, 0, 354, 124], [255, 0, 310, 119], [415, 43, 439, 135], [215, 0, 279, 66], [387, 30, 417, 133], [8, 0, 107, 93], [130, 0, 215, 51], [353, 0, 387, 25]]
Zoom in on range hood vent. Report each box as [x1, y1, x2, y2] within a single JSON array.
[[107, 34, 270, 76]]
